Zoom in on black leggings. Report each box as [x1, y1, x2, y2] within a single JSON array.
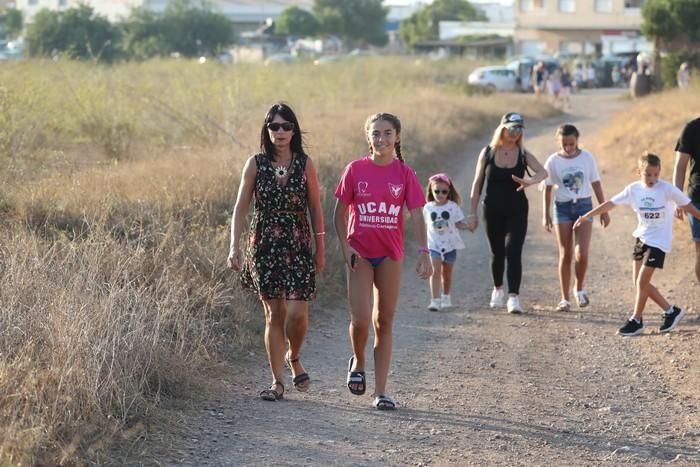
[[483, 204, 528, 295]]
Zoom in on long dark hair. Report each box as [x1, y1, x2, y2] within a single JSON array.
[[364, 112, 404, 162], [260, 103, 306, 160], [555, 123, 580, 138]]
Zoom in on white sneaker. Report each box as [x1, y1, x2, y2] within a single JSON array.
[[441, 294, 452, 308], [576, 290, 590, 307], [489, 288, 505, 308], [507, 295, 523, 314], [428, 298, 441, 311]]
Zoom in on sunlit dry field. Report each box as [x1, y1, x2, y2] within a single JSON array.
[[0, 57, 559, 463]]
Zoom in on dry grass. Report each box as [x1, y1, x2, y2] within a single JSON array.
[[588, 86, 700, 176], [0, 58, 558, 464]]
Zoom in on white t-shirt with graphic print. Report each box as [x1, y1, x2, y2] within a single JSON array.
[[544, 149, 601, 202], [610, 180, 691, 253], [423, 200, 465, 254]]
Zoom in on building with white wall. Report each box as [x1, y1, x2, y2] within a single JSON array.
[[515, 0, 650, 56], [14, 0, 313, 27]]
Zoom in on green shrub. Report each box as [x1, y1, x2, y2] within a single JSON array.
[[661, 48, 698, 88]]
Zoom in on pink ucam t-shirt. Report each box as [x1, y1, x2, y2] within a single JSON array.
[[335, 156, 426, 260]]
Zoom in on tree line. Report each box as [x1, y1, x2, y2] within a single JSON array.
[[641, 0, 700, 87], [7, 0, 698, 76], [2, 0, 485, 62], [276, 0, 484, 49]]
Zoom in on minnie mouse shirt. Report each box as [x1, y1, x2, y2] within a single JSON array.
[[335, 156, 425, 260], [423, 201, 465, 255]]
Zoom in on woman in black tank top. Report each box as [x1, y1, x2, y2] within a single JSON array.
[[466, 112, 547, 313]]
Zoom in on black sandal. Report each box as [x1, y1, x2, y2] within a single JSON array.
[[285, 353, 311, 392], [373, 394, 396, 410], [346, 356, 366, 395], [259, 381, 284, 401]]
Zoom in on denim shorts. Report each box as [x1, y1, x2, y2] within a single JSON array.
[[553, 197, 593, 224], [690, 201, 700, 242], [429, 249, 457, 264]]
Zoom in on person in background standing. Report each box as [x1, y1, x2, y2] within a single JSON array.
[[559, 66, 573, 111], [677, 62, 691, 90]]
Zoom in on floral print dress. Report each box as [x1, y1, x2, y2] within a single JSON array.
[[240, 153, 316, 301]]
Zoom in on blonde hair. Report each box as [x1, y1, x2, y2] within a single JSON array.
[[489, 124, 525, 151], [639, 151, 661, 168]]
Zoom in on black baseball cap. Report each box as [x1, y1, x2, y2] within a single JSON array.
[[501, 112, 525, 128]]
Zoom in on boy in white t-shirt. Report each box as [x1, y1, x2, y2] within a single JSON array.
[[574, 153, 700, 336]]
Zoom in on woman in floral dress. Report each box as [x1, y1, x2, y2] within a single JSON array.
[[228, 103, 325, 401]]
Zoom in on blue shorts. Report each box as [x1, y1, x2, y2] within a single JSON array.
[[429, 249, 457, 264], [690, 201, 700, 242], [351, 254, 387, 268], [366, 256, 387, 268], [553, 197, 593, 224]]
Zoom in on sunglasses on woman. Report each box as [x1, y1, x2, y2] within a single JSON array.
[[267, 122, 295, 132], [433, 189, 449, 195], [507, 126, 523, 135]]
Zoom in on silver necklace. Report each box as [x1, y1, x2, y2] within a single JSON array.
[[272, 156, 293, 179], [502, 146, 516, 157]]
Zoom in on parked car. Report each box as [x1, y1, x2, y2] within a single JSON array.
[[313, 55, 343, 65], [347, 48, 377, 58], [507, 57, 560, 92], [593, 55, 628, 87], [0, 39, 24, 61], [264, 53, 297, 65], [467, 66, 518, 91]]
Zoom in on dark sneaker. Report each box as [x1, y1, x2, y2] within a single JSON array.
[[618, 318, 644, 336], [659, 306, 686, 333]]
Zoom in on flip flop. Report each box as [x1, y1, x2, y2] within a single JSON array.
[[373, 394, 396, 410], [293, 372, 311, 392], [259, 381, 284, 401], [286, 353, 311, 392], [346, 356, 366, 395]]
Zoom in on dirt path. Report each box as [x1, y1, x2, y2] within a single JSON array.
[[143, 90, 700, 466]]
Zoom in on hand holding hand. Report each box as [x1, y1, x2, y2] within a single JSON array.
[[466, 216, 478, 232], [675, 207, 686, 221], [416, 253, 433, 280], [600, 212, 611, 228]]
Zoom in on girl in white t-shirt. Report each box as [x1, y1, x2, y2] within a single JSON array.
[[543, 124, 610, 312], [423, 173, 470, 311]]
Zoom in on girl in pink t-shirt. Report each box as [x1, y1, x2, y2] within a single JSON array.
[[334, 112, 432, 411]]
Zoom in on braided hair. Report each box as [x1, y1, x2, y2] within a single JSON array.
[[364, 112, 404, 162]]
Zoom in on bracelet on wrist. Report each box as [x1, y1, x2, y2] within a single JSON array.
[[418, 247, 430, 254], [314, 231, 326, 236], [467, 214, 477, 218]]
